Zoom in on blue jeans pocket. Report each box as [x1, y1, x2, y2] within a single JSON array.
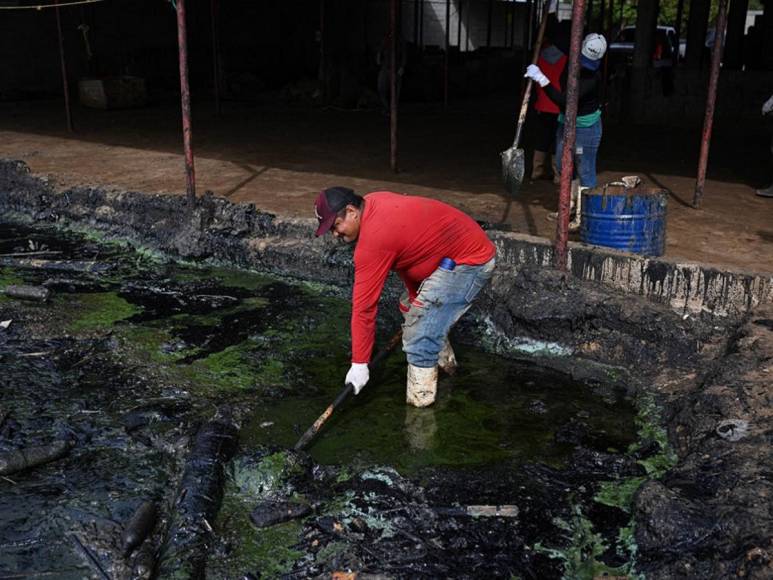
[[463, 260, 496, 303]]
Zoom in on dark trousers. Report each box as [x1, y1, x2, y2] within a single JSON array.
[[534, 111, 559, 153]]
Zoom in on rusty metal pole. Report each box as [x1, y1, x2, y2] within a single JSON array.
[[444, 0, 450, 109], [54, 0, 73, 133], [176, 0, 196, 204], [389, 0, 398, 173], [210, 0, 221, 117], [554, 0, 587, 270], [692, 0, 728, 208]]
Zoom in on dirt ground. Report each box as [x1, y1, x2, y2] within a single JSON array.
[[0, 96, 770, 274]]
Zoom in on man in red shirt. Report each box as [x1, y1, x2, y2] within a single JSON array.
[[314, 187, 496, 407]]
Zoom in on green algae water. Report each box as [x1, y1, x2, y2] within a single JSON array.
[[0, 223, 646, 579], [242, 348, 637, 473]]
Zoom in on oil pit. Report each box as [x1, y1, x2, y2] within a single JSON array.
[[0, 222, 666, 579]]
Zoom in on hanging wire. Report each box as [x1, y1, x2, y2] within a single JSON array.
[[0, 0, 106, 10]]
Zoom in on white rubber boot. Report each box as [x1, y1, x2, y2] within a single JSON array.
[[569, 183, 586, 232], [406, 364, 438, 408], [438, 340, 458, 375]]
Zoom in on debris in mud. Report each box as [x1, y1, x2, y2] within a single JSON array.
[[3, 284, 50, 301], [250, 500, 312, 528], [715, 418, 749, 441], [157, 416, 239, 578], [121, 500, 158, 557], [0, 256, 111, 273], [0, 438, 72, 476]]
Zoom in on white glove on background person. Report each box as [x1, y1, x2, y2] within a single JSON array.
[[346, 363, 370, 394], [524, 64, 550, 88], [547, 0, 558, 14], [763, 94, 773, 116]]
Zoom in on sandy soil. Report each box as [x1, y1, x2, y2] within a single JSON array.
[[0, 96, 770, 274]]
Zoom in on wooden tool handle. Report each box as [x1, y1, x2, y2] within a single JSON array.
[[511, 1, 552, 150], [293, 328, 403, 451]]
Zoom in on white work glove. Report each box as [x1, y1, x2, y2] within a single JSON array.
[[346, 363, 370, 395], [524, 64, 550, 88], [547, 0, 558, 14], [763, 94, 773, 116]]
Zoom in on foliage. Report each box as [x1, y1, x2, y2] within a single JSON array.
[[583, 0, 750, 39]]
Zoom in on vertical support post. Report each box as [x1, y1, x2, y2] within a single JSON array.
[[486, 0, 493, 48], [465, 0, 471, 51], [419, 0, 425, 49], [724, 0, 749, 69], [599, 0, 605, 32], [414, 0, 420, 45], [390, 0, 399, 173], [692, 0, 728, 208], [685, 0, 711, 69], [176, 0, 196, 204], [554, 0, 587, 271], [607, 0, 614, 35], [54, 0, 73, 133], [319, 0, 326, 102], [509, 0, 517, 48], [444, 0, 450, 108], [457, 0, 463, 49], [210, 0, 221, 117], [674, 0, 685, 52]]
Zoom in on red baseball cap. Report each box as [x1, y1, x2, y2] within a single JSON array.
[[314, 187, 358, 236]]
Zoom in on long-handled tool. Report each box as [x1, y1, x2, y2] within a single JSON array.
[[294, 328, 403, 451], [501, 0, 551, 196]]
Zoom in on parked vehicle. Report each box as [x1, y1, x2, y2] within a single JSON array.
[[608, 25, 682, 67]]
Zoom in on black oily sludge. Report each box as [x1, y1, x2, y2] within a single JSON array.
[[0, 222, 644, 578], [0, 173, 771, 578]]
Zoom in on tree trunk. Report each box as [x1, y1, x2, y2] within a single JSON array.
[[723, 0, 748, 69]]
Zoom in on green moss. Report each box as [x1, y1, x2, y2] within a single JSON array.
[[589, 391, 678, 576], [232, 452, 306, 499], [198, 346, 258, 391], [210, 267, 277, 291], [67, 292, 142, 332], [211, 487, 304, 578], [534, 504, 637, 580], [314, 540, 347, 565], [0, 268, 25, 288], [0, 268, 25, 304], [594, 476, 647, 511]]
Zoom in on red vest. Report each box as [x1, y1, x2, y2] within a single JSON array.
[[534, 48, 567, 114]]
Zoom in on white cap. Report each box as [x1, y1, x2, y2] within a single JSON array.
[[581, 33, 607, 61]]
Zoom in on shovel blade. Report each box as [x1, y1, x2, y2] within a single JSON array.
[[501, 146, 525, 197]]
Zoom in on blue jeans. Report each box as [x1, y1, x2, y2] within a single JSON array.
[[401, 257, 496, 368], [555, 118, 602, 188]]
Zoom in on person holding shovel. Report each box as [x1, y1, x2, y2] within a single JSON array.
[[525, 33, 607, 225], [313, 186, 496, 408]]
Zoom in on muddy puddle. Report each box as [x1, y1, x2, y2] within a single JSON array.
[[0, 222, 671, 579]]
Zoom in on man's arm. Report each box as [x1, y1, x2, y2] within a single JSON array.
[[351, 248, 395, 364]]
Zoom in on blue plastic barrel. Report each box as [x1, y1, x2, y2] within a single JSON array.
[[580, 186, 667, 256]]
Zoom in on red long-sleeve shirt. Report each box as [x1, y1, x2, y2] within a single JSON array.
[[351, 192, 495, 363]]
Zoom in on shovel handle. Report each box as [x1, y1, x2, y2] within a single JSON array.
[[511, 1, 551, 150], [293, 328, 403, 451]]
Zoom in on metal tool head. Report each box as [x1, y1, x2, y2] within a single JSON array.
[[501, 146, 525, 197]]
